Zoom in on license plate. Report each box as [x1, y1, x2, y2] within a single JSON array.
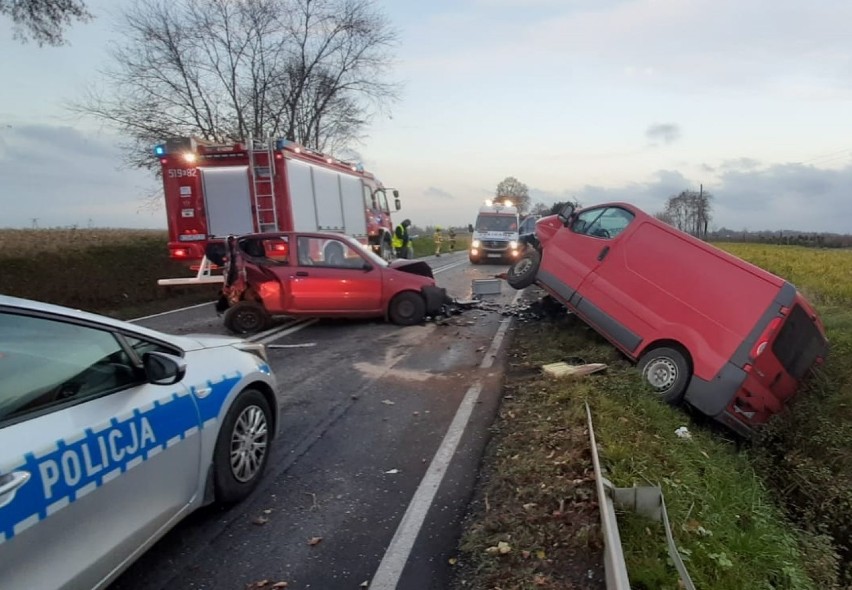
[[487, 253, 502, 258]]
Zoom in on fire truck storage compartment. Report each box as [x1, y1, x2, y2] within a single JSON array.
[[201, 166, 254, 237], [285, 159, 368, 237]]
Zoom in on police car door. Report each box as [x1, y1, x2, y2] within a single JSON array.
[[0, 311, 202, 590]]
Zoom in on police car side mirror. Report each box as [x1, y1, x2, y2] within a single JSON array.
[[467, 224, 474, 233], [394, 198, 401, 211], [143, 351, 187, 386]]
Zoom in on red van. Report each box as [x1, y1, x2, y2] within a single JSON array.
[[507, 202, 828, 437]]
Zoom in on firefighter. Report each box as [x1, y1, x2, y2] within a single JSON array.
[[393, 219, 412, 259], [448, 228, 456, 252], [434, 226, 443, 257]]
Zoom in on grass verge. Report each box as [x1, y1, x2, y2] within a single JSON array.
[[454, 293, 839, 589]]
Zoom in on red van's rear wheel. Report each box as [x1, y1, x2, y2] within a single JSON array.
[[639, 346, 690, 405]]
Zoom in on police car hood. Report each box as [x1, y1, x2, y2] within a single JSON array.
[[171, 333, 248, 351]]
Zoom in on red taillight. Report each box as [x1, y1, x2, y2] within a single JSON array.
[[750, 317, 783, 359], [173, 248, 188, 258], [160, 158, 168, 165], [272, 243, 287, 251]]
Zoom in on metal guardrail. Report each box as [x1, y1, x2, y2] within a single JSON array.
[[585, 402, 696, 590]]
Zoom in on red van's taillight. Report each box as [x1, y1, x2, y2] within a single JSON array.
[[750, 316, 783, 359], [172, 248, 188, 258]]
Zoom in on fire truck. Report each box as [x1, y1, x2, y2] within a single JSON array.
[[153, 136, 401, 268]]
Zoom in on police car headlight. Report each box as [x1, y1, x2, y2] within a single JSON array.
[[234, 342, 268, 363], [471, 239, 481, 248]]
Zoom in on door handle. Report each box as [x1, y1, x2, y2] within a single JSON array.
[[0, 471, 31, 507], [597, 246, 610, 261], [295, 271, 309, 277]]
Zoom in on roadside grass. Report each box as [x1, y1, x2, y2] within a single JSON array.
[[716, 242, 852, 585], [454, 310, 837, 589]]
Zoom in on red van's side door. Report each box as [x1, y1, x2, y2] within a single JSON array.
[[541, 206, 648, 355]]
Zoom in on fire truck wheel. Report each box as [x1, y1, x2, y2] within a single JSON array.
[[506, 249, 541, 289], [388, 291, 426, 325], [223, 301, 271, 334]]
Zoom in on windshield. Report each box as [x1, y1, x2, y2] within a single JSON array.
[[476, 214, 518, 232]]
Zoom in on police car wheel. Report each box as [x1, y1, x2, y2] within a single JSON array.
[[213, 389, 272, 503], [639, 346, 690, 405], [223, 301, 270, 334], [389, 291, 426, 325], [507, 249, 541, 289]]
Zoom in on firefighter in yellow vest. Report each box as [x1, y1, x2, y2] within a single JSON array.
[[434, 226, 444, 257], [392, 219, 412, 259]]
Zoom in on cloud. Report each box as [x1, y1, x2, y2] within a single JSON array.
[[0, 124, 160, 228], [645, 123, 681, 145], [424, 186, 455, 199]]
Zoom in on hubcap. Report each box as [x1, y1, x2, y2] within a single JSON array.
[[397, 299, 415, 318], [644, 358, 678, 392], [236, 309, 260, 331], [513, 258, 532, 275], [230, 405, 268, 483]]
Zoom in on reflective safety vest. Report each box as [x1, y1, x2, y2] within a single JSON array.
[[392, 225, 405, 249]]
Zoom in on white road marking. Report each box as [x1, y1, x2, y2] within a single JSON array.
[[369, 288, 524, 589], [253, 319, 319, 344], [130, 301, 214, 322], [267, 343, 317, 349]]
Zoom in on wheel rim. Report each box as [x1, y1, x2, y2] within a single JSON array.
[[396, 299, 416, 319], [513, 258, 532, 276], [236, 309, 261, 331], [229, 405, 269, 483], [644, 357, 678, 392]]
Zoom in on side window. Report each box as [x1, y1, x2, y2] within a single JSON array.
[[239, 236, 289, 264], [0, 313, 142, 423], [296, 236, 367, 268], [572, 207, 633, 239], [376, 189, 390, 214], [363, 185, 377, 210]]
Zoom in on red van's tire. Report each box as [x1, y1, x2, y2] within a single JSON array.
[[639, 346, 690, 405], [224, 301, 271, 334], [388, 291, 426, 325], [507, 249, 541, 289]]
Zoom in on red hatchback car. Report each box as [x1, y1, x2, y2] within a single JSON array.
[[507, 202, 828, 437], [213, 232, 448, 333]]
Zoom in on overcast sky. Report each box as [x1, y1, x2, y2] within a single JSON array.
[[2, 0, 852, 233]]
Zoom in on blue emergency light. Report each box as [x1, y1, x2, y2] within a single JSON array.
[[153, 144, 167, 156], [274, 138, 291, 150]]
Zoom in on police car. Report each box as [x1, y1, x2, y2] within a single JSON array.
[[0, 295, 278, 589]]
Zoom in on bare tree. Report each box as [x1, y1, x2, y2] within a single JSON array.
[[662, 188, 713, 238], [2, 0, 92, 45], [72, 0, 398, 168], [495, 176, 530, 215]]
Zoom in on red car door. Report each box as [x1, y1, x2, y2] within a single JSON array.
[[288, 236, 383, 313]]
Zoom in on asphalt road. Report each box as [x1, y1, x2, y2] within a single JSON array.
[[110, 251, 523, 590]]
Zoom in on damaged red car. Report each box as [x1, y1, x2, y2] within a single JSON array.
[[213, 232, 448, 334]]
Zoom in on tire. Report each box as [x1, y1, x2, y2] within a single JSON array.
[[213, 389, 272, 503], [506, 249, 541, 289], [388, 291, 426, 325], [638, 346, 690, 405], [379, 235, 394, 261], [223, 300, 270, 334]]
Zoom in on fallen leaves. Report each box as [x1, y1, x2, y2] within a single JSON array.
[[307, 537, 323, 546], [246, 580, 288, 589], [485, 540, 512, 555]]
